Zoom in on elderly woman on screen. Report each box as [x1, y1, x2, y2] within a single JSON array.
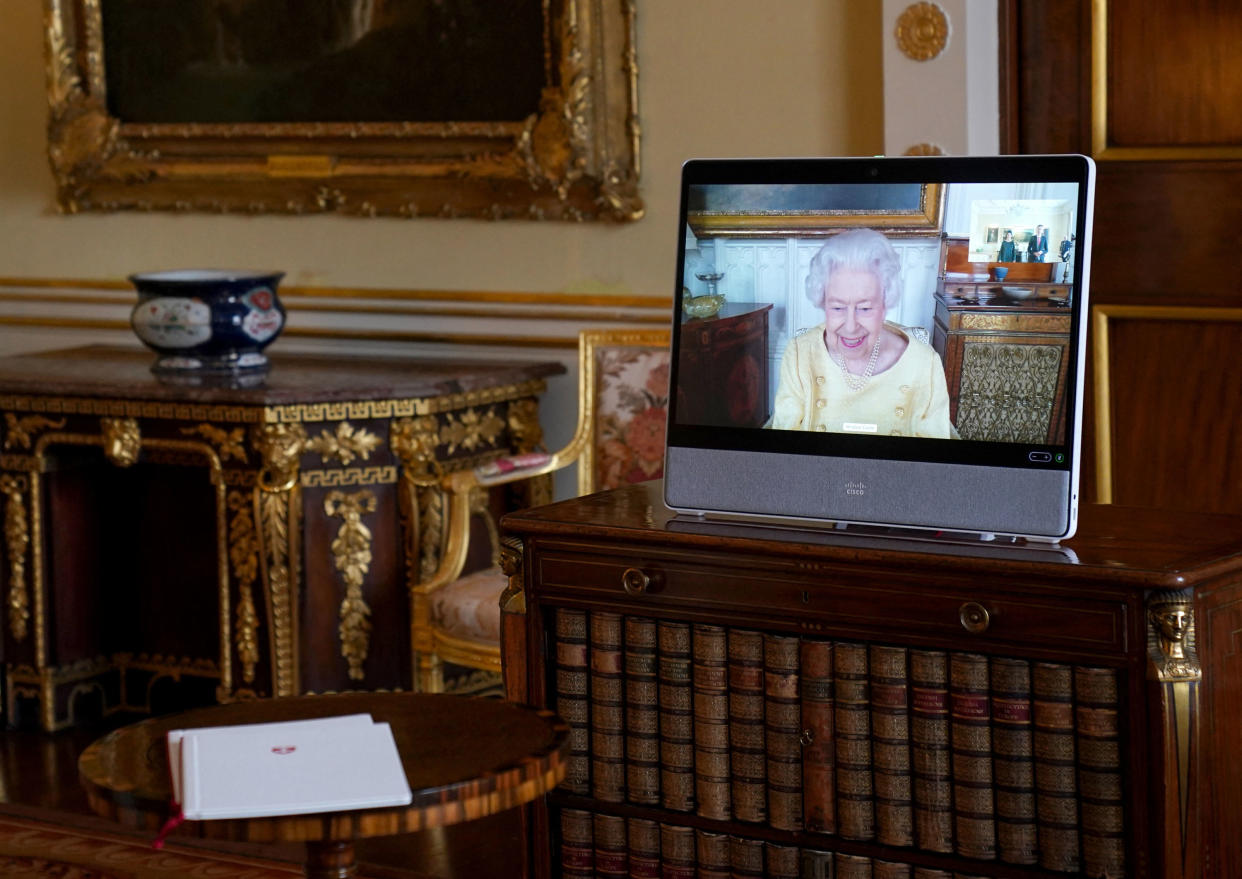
[[769, 228, 953, 438]]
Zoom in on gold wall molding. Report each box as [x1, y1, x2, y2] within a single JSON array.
[[0, 277, 669, 308], [0, 278, 671, 349], [325, 489, 377, 681]]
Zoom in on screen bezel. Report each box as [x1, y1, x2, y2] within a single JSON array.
[[663, 154, 1096, 541]]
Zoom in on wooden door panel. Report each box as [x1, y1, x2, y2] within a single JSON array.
[[1095, 309, 1242, 512], [1009, 0, 1242, 511], [1107, 1, 1242, 148]]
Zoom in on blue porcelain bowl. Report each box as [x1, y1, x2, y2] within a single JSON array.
[[129, 270, 286, 374], [991, 266, 1010, 282]]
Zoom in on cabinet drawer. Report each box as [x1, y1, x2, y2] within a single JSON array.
[[535, 551, 1127, 653]]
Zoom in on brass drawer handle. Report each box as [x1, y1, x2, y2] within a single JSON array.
[[621, 568, 650, 596], [959, 601, 991, 634]]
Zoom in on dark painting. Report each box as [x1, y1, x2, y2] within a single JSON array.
[[688, 184, 926, 214], [100, 0, 545, 124]]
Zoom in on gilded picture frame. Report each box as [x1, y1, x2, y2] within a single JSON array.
[[42, 0, 643, 221], [686, 182, 943, 238]]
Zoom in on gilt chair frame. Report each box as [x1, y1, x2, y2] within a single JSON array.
[[411, 327, 671, 691]]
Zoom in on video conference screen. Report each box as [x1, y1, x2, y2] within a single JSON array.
[[670, 179, 1086, 470]]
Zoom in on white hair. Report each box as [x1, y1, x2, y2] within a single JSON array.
[[804, 228, 901, 310]]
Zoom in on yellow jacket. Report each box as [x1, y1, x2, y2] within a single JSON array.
[[770, 322, 952, 438]]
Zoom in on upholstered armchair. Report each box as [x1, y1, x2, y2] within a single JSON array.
[[410, 328, 671, 692]]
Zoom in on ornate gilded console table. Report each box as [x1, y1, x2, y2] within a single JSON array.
[[0, 345, 563, 731]]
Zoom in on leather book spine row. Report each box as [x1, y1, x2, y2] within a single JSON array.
[[727, 628, 767, 824], [870, 644, 914, 848], [909, 648, 954, 854], [835, 852, 873, 878], [695, 828, 731, 879], [561, 807, 1015, 879], [1032, 661, 1081, 873], [764, 632, 804, 832], [692, 624, 732, 821], [626, 816, 660, 879], [872, 858, 915, 878], [657, 620, 696, 813], [949, 652, 996, 861], [554, 608, 591, 796], [765, 842, 801, 879], [800, 847, 836, 879], [834, 641, 876, 841], [1074, 665, 1126, 879], [593, 811, 628, 879], [658, 822, 696, 879], [590, 611, 627, 804], [990, 656, 1038, 866], [800, 638, 837, 835], [729, 835, 765, 878], [559, 807, 594, 878], [624, 616, 661, 807], [551, 609, 1130, 875]]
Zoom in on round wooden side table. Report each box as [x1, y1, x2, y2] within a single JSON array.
[[78, 693, 568, 879]]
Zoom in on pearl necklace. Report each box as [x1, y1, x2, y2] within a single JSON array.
[[830, 335, 881, 391]]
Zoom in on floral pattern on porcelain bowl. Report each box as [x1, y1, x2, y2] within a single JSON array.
[[129, 269, 286, 374]]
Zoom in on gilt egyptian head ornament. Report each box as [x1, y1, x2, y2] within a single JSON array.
[[1147, 589, 1198, 680]]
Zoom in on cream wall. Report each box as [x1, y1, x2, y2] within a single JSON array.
[[0, 2, 882, 294], [0, 2, 883, 495]]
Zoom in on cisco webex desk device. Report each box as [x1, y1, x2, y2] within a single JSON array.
[[664, 154, 1095, 542]]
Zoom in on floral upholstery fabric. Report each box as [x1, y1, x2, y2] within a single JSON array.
[[430, 565, 504, 644], [593, 345, 671, 491]]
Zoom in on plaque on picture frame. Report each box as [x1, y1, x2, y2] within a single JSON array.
[[43, 0, 643, 221]]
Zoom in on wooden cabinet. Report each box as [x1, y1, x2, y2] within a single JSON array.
[[676, 303, 772, 428], [0, 345, 562, 730], [501, 481, 1242, 879], [933, 291, 1073, 445]]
